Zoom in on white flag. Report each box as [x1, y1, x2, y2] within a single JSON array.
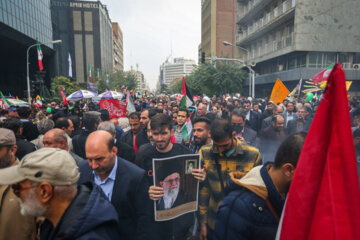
[[68, 53, 72, 78]]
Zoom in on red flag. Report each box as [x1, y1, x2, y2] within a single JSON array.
[[277, 63, 360, 239], [312, 64, 334, 84], [59, 87, 68, 105]]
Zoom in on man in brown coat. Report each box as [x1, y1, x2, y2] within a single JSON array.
[[0, 128, 37, 240]]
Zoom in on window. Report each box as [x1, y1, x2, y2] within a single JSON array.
[[291, 0, 296, 8], [259, 16, 263, 27], [309, 53, 323, 68], [266, 10, 271, 23], [282, 0, 287, 13], [274, 4, 278, 18]]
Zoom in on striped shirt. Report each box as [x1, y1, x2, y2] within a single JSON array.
[[199, 138, 262, 230]]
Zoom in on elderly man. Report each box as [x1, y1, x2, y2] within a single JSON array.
[[54, 117, 74, 150], [0, 128, 37, 240], [0, 148, 121, 239], [79, 130, 151, 240], [98, 121, 136, 163], [43, 128, 84, 165], [156, 160, 189, 210], [31, 118, 55, 149]]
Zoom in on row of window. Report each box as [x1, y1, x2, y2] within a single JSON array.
[[238, 0, 296, 38]]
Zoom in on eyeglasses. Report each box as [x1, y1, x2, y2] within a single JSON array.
[[11, 183, 37, 198], [164, 177, 180, 185]]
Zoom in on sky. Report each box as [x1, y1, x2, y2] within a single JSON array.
[[101, 0, 201, 90]]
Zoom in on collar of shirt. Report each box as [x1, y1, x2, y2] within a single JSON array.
[[93, 156, 118, 184], [20, 119, 29, 122]]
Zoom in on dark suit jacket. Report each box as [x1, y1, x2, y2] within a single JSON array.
[[243, 127, 257, 147], [15, 136, 36, 160], [120, 129, 149, 149], [287, 118, 311, 135], [78, 157, 151, 240], [115, 140, 136, 163], [72, 129, 92, 159], [245, 110, 260, 133], [156, 189, 189, 210]]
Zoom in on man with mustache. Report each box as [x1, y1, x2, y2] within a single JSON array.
[[0, 128, 37, 240], [188, 117, 212, 154]]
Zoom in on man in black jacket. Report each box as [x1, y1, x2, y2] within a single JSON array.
[[98, 121, 136, 163], [120, 112, 149, 153], [17, 107, 39, 141], [72, 111, 101, 159], [79, 130, 151, 240], [2, 117, 36, 159]]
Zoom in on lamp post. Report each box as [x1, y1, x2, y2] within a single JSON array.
[[26, 40, 62, 104], [223, 41, 256, 98]]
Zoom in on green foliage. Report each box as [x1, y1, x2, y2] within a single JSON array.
[[169, 62, 247, 96], [50, 76, 81, 102], [93, 70, 137, 93]]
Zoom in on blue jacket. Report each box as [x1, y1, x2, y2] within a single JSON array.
[[214, 165, 285, 240], [40, 183, 121, 240], [78, 157, 152, 240]]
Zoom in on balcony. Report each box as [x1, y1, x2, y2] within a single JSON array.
[[236, 7, 294, 45], [237, 0, 273, 24]]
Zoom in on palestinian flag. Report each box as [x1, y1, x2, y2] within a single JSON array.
[[181, 117, 192, 141], [126, 92, 136, 114], [312, 64, 334, 84], [37, 41, 43, 71], [0, 90, 12, 109], [181, 76, 193, 108]]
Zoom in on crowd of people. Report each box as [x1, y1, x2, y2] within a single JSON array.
[[0, 93, 359, 240]]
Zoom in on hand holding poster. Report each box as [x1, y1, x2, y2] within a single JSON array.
[[100, 99, 127, 118], [153, 154, 200, 221]]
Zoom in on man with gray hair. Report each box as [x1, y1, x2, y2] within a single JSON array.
[[0, 148, 121, 239], [98, 121, 136, 163], [0, 128, 37, 240], [31, 118, 55, 149], [72, 111, 101, 158], [43, 128, 84, 165]]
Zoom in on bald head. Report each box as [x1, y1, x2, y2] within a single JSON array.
[[85, 130, 117, 180], [275, 105, 284, 115], [43, 128, 68, 150]]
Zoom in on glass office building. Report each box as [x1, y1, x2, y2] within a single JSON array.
[[0, 0, 54, 97]]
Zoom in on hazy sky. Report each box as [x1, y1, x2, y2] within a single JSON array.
[[101, 0, 201, 90]]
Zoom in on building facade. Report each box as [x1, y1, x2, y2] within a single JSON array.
[[126, 69, 147, 93], [201, 0, 236, 61], [234, 0, 360, 96], [112, 22, 124, 71], [0, 0, 55, 97], [160, 58, 197, 86], [51, 0, 113, 83]]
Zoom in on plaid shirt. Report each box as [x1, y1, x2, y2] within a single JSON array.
[[199, 138, 262, 230]]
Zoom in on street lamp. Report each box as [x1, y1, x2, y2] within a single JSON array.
[[26, 40, 62, 104], [223, 41, 256, 98]]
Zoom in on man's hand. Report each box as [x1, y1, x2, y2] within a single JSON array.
[[200, 223, 207, 240], [148, 185, 164, 201], [192, 168, 206, 182]]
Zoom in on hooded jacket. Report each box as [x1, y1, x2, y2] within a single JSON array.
[[40, 182, 120, 240], [214, 165, 285, 240]]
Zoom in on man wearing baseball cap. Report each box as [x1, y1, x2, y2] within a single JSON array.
[[0, 147, 121, 240], [0, 128, 37, 240]]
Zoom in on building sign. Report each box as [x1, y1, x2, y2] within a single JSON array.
[[70, 2, 99, 9]]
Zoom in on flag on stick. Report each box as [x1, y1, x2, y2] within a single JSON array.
[[181, 117, 193, 141], [88, 65, 92, 82], [68, 53, 73, 78], [276, 63, 360, 240], [269, 78, 290, 105], [37, 41, 44, 71], [181, 76, 194, 108], [311, 64, 334, 84], [0, 90, 12, 109], [59, 87, 69, 105], [126, 92, 136, 114]]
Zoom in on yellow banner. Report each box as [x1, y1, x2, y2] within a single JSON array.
[[346, 81, 352, 91], [269, 78, 290, 105]]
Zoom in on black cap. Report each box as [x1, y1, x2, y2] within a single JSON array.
[[157, 160, 182, 181]]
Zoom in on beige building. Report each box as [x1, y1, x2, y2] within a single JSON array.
[[159, 58, 197, 86], [200, 0, 236, 60], [233, 0, 360, 96], [126, 69, 147, 93], [112, 22, 124, 71]]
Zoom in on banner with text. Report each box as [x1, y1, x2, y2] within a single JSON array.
[[100, 99, 127, 118]]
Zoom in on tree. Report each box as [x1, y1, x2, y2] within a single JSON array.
[[50, 76, 81, 102], [177, 62, 247, 96]]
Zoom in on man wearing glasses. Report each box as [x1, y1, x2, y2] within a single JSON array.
[[0, 128, 37, 240]]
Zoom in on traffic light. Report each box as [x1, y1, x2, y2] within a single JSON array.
[[201, 52, 205, 64]]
